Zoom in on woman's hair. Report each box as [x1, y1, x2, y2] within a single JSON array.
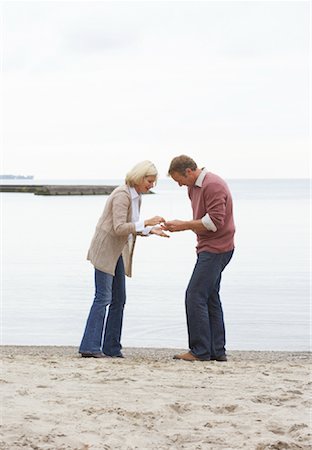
[[125, 160, 158, 187], [168, 155, 197, 175]]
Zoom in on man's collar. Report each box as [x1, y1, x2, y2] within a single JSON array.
[[129, 186, 141, 199], [195, 168, 208, 187]]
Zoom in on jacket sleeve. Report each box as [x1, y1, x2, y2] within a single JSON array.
[[111, 191, 136, 236]]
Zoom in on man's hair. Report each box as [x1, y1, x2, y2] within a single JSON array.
[[168, 155, 198, 175], [125, 160, 158, 187]]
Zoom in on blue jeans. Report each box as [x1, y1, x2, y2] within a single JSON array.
[[185, 250, 234, 360], [79, 256, 126, 356]]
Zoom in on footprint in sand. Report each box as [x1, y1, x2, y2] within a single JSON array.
[[256, 439, 303, 449], [267, 423, 286, 435], [24, 415, 40, 421], [289, 423, 308, 433], [17, 388, 30, 396], [251, 395, 282, 406], [169, 403, 192, 414], [212, 404, 239, 414]]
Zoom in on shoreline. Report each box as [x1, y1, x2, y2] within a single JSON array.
[[1, 346, 311, 449], [0, 345, 311, 359]]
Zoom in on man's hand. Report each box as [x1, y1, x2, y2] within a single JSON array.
[[150, 227, 170, 238], [162, 220, 188, 232]]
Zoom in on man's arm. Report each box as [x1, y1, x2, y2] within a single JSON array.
[[163, 219, 207, 233]]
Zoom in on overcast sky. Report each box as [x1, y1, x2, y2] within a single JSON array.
[[1, 0, 310, 179]]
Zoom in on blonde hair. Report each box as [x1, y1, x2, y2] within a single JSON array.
[[125, 160, 158, 187]]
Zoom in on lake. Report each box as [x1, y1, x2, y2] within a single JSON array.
[[1, 178, 310, 351]]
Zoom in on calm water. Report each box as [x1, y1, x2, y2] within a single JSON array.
[[1, 178, 310, 351]]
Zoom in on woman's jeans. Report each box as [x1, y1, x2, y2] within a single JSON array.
[[186, 250, 234, 360], [79, 256, 126, 356]]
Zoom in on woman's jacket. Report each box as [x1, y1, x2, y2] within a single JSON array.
[[87, 185, 138, 277]]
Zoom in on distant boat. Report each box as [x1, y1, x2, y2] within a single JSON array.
[[0, 174, 34, 180]]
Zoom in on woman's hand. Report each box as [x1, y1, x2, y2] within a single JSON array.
[[150, 227, 170, 238], [144, 216, 165, 227]]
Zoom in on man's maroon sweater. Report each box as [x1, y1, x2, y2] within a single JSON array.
[[188, 171, 235, 254]]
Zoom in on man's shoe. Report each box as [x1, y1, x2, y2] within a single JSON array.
[[211, 355, 227, 362], [104, 353, 124, 358], [173, 352, 202, 362], [80, 352, 106, 358]]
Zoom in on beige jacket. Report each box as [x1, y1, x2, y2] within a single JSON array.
[[87, 185, 138, 277]]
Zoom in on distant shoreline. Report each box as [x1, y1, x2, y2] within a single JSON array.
[[0, 175, 34, 180]]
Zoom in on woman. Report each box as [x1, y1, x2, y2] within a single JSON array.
[[79, 161, 168, 358]]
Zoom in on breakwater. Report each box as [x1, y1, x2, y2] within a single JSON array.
[[0, 185, 118, 195]]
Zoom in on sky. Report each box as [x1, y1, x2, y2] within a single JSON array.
[[0, 0, 310, 179]]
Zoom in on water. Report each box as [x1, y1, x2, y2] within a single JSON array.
[[1, 178, 310, 351]]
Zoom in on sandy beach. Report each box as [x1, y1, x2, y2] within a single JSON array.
[[0, 346, 310, 450]]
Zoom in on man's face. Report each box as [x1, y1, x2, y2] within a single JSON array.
[[170, 169, 195, 187]]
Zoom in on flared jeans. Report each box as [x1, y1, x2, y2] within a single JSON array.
[[79, 256, 126, 356]]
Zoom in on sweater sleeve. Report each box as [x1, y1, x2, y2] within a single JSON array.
[[203, 183, 227, 230], [111, 192, 136, 236]]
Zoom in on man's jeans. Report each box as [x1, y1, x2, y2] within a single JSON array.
[[79, 256, 126, 356], [186, 250, 234, 360]]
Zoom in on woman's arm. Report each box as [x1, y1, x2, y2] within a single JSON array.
[[111, 192, 136, 236]]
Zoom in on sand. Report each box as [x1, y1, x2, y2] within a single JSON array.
[[0, 346, 311, 450]]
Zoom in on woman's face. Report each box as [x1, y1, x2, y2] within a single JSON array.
[[135, 176, 156, 194]]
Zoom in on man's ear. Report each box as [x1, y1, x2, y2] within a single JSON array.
[[185, 168, 193, 176]]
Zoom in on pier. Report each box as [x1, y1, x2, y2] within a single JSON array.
[[0, 185, 118, 195]]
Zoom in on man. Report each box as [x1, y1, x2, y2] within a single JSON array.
[[163, 155, 235, 362]]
